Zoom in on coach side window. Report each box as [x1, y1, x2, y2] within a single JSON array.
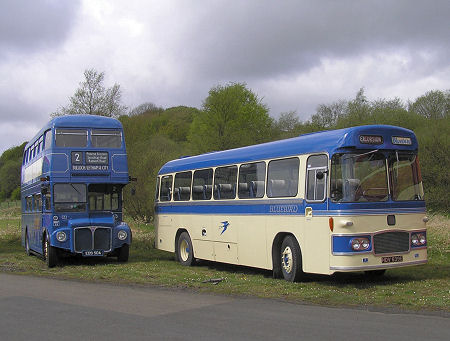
[[267, 158, 299, 198], [238, 162, 266, 199], [306, 154, 328, 202], [160, 175, 173, 202], [192, 169, 213, 200], [214, 166, 237, 200], [26, 196, 32, 212], [155, 177, 160, 201], [174, 171, 192, 201]]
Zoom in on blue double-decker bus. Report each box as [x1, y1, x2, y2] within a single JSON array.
[[21, 115, 132, 267]]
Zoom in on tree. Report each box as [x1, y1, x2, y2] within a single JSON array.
[[311, 100, 347, 129], [52, 68, 127, 117], [409, 90, 449, 119], [188, 83, 273, 153], [128, 102, 163, 116]]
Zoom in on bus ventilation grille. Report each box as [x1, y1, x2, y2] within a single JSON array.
[[373, 231, 409, 255], [74, 227, 112, 252]]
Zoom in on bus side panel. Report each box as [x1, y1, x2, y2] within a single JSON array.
[[237, 215, 269, 269], [155, 214, 176, 252], [189, 214, 215, 261], [302, 216, 332, 274]]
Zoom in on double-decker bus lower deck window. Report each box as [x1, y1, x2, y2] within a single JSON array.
[[53, 184, 87, 212], [91, 130, 122, 148], [88, 184, 121, 211], [55, 129, 88, 147], [331, 152, 388, 202], [238, 162, 266, 199]]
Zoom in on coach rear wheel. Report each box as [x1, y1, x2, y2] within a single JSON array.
[[280, 235, 303, 282], [44, 233, 58, 268], [177, 232, 194, 266]]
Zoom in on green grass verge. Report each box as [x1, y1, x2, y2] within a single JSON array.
[[1, 206, 448, 312]]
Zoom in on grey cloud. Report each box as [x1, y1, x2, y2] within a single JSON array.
[[170, 0, 450, 80], [0, 0, 81, 56]]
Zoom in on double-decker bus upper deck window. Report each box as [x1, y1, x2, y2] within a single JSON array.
[[267, 158, 299, 198], [44, 130, 52, 149], [55, 129, 88, 147], [53, 184, 87, 212], [193, 169, 213, 200], [390, 153, 424, 201], [238, 162, 266, 199], [91, 129, 122, 148], [88, 184, 120, 211], [160, 175, 173, 202], [174, 172, 192, 201], [214, 166, 237, 200], [331, 152, 388, 202]]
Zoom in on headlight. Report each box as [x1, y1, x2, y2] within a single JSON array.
[[118, 230, 127, 240], [56, 231, 67, 242], [411, 232, 426, 246], [350, 237, 370, 251]]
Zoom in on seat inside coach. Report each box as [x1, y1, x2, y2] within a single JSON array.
[[214, 183, 236, 199], [268, 179, 297, 197]]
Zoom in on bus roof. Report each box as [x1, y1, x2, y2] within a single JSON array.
[[25, 115, 123, 150], [159, 125, 418, 174]]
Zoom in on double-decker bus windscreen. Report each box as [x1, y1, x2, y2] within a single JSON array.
[[55, 129, 88, 147], [331, 151, 424, 202], [53, 184, 87, 212], [91, 130, 122, 148], [88, 184, 121, 211]]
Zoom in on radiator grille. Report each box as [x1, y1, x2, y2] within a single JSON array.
[[373, 231, 409, 255], [74, 227, 111, 252]]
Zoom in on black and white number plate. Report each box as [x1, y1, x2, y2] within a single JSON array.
[[381, 255, 403, 263], [82, 250, 104, 257]]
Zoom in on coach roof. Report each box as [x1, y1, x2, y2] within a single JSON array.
[[158, 125, 418, 175]]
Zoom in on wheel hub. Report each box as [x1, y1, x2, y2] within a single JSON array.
[[281, 246, 293, 273]]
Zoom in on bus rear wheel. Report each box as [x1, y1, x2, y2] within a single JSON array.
[[44, 233, 58, 268], [280, 235, 303, 282], [177, 232, 194, 266], [117, 244, 129, 262]]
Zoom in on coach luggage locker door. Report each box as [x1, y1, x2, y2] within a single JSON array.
[[303, 154, 330, 274]]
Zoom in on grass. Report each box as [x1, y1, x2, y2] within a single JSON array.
[[1, 205, 449, 312]]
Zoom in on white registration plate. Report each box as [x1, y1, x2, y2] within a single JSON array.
[[82, 250, 104, 257]]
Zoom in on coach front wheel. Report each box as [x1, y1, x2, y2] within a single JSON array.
[[280, 235, 303, 282], [177, 232, 194, 266]]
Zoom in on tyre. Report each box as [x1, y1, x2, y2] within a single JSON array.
[[364, 269, 386, 278], [177, 231, 194, 266], [280, 235, 303, 282], [44, 233, 58, 268], [117, 244, 129, 262], [25, 230, 31, 256]]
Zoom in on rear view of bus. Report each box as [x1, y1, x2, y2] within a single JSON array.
[[21, 115, 132, 267]]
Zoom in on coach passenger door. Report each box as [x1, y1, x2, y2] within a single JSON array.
[[303, 154, 330, 274]]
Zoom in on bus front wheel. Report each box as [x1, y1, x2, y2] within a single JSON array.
[[177, 232, 194, 266], [117, 244, 129, 262], [280, 235, 303, 282], [44, 233, 58, 268]]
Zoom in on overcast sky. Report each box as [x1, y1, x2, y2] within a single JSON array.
[[1, 0, 449, 154]]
